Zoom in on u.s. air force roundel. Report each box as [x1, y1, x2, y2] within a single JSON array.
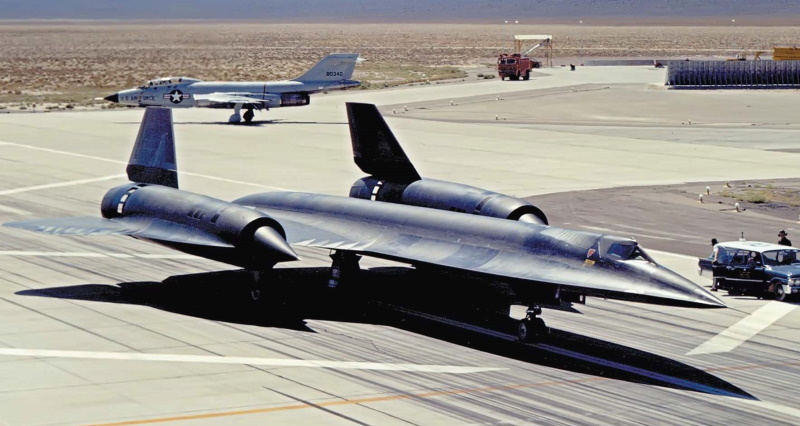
[[164, 89, 188, 104]]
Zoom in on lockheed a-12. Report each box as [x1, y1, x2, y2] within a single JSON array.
[[5, 104, 724, 341]]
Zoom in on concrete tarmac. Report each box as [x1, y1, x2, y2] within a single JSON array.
[[1, 66, 800, 424]]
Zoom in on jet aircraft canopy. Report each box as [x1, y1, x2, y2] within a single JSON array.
[[140, 77, 200, 88]]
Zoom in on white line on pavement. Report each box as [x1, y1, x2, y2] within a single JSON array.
[[0, 140, 290, 191], [0, 251, 198, 260], [740, 399, 800, 420], [0, 348, 503, 374], [0, 174, 126, 196], [687, 301, 796, 356]]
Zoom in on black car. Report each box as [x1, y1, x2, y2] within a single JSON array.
[[703, 241, 800, 301]]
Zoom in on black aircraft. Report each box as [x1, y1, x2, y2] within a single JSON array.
[[5, 104, 724, 342]]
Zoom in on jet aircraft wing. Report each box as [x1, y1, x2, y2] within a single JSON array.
[[257, 204, 698, 305], [193, 93, 274, 107], [6, 216, 232, 248]]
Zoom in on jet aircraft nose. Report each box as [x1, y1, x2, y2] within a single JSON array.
[[104, 93, 119, 103], [649, 265, 726, 308]]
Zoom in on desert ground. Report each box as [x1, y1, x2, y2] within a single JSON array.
[[1, 22, 800, 110]]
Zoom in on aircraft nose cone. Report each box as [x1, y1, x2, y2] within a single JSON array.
[[658, 267, 726, 308], [104, 93, 119, 103], [252, 226, 299, 263]]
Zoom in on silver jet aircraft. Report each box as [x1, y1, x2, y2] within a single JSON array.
[[103, 53, 360, 123]]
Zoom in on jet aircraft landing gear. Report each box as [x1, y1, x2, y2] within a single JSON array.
[[229, 103, 243, 124], [328, 250, 361, 289], [517, 304, 548, 343], [243, 107, 255, 123]]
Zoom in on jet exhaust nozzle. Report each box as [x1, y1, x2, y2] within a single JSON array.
[[252, 226, 299, 262]]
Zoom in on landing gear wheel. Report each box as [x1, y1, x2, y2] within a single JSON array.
[[243, 108, 254, 123], [246, 270, 267, 304], [518, 317, 548, 343]]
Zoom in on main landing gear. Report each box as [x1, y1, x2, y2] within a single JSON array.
[[328, 250, 361, 289], [243, 107, 254, 123], [229, 103, 243, 124], [517, 304, 549, 343]]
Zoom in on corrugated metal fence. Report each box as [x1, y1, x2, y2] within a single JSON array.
[[666, 60, 800, 88]]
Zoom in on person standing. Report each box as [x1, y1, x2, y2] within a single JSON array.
[[778, 230, 792, 246]]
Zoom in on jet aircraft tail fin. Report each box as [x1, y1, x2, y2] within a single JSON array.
[[126, 107, 179, 188], [295, 53, 359, 83], [346, 102, 421, 183]]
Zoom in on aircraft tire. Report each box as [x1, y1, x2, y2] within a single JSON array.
[[518, 317, 547, 343], [243, 109, 254, 123]]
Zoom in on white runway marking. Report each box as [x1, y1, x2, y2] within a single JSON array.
[[0, 140, 291, 191], [0, 348, 503, 374], [0, 204, 31, 215], [741, 399, 800, 420], [687, 301, 796, 355], [741, 399, 800, 418], [0, 250, 199, 260], [0, 174, 126, 196]]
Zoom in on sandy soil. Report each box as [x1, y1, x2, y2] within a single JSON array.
[[1, 22, 799, 110]]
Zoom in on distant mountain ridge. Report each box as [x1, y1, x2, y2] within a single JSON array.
[[0, 0, 798, 21]]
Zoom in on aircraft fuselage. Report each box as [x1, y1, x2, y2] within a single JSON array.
[[114, 79, 359, 109]]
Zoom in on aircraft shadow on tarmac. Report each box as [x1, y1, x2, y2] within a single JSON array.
[[17, 266, 754, 400], [115, 120, 347, 127]]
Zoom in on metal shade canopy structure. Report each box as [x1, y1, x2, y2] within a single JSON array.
[[514, 34, 553, 67]]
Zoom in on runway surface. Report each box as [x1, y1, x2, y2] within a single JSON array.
[[1, 66, 799, 425]]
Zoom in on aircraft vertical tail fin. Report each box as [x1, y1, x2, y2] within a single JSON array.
[[346, 102, 421, 183], [295, 53, 360, 82], [126, 107, 179, 188]]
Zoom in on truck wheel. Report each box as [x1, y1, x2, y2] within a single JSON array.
[[523, 71, 530, 81]]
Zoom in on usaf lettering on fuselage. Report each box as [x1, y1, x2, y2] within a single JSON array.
[[122, 95, 156, 101]]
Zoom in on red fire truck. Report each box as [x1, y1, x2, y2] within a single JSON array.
[[497, 53, 539, 80], [497, 35, 552, 81]]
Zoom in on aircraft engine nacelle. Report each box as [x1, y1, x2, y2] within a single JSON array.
[[350, 177, 548, 225], [211, 205, 287, 248], [101, 184, 290, 255]]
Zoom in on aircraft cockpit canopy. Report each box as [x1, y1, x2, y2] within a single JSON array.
[[139, 77, 199, 89], [599, 236, 655, 263]]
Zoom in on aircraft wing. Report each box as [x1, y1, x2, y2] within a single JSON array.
[[193, 93, 276, 107], [264, 210, 640, 297], [5, 216, 232, 248]]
